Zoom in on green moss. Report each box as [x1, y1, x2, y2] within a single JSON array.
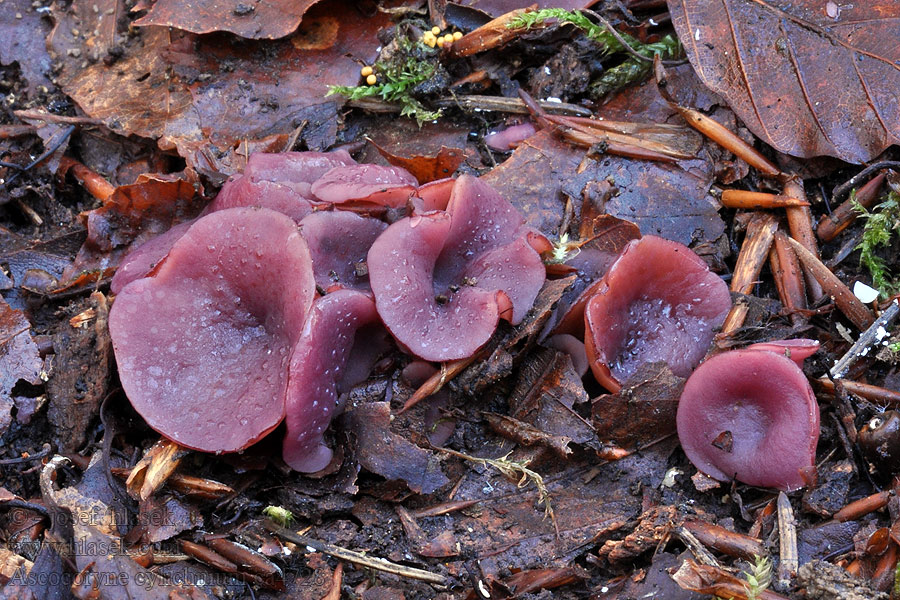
[[328, 37, 442, 125], [508, 8, 681, 98], [853, 190, 900, 298]]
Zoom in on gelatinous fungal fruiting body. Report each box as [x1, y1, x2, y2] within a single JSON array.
[[283, 289, 380, 472], [109, 207, 316, 453], [110, 150, 357, 295], [584, 235, 731, 392], [676, 349, 819, 491], [299, 211, 387, 293], [368, 174, 546, 361]]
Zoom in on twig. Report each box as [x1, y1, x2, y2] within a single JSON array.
[[784, 177, 824, 300], [787, 237, 875, 331], [262, 520, 449, 586], [776, 492, 797, 589], [830, 300, 900, 378], [653, 57, 781, 178], [675, 525, 721, 567], [14, 110, 104, 126], [0, 443, 52, 465], [432, 95, 591, 116], [816, 377, 900, 406], [5, 125, 76, 186], [720, 190, 809, 209], [818, 172, 887, 242], [770, 229, 807, 326], [832, 161, 900, 203]]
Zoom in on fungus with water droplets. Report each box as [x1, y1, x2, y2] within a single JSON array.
[[676, 344, 819, 491], [283, 289, 381, 472], [109, 207, 316, 453], [367, 174, 546, 361], [584, 235, 731, 392], [110, 150, 356, 295]]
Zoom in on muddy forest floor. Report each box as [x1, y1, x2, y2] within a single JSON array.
[[3, 0, 900, 599]]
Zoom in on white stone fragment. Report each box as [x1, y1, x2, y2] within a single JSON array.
[[853, 280, 879, 304]]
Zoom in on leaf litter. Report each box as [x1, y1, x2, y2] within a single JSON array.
[[4, 1, 900, 599]]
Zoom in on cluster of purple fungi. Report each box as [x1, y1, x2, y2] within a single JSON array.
[[109, 151, 819, 491]]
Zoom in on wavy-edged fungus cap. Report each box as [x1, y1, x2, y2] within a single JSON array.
[[283, 289, 381, 472], [112, 151, 357, 294], [110, 220, 195, 295], [209, 151, 355, 220], [311, 164, 418, 208], [109, 207, 316, 453], [299, 211, 387, 293], [584, 235, 731, 392], [368, 174, 546, 361], [746, 338, 819, 367], [676, 349, 819, 491]]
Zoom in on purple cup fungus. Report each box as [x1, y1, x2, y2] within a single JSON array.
[[584, 235, 731, 392], [209, 150, 357, 219], [676, 347, 819, 491], [746, 338, 819, 366], [283, 289, 381, 472], [367, 174, 547, 361], [545, 216, 642, 338], [412, 177, 455, 212], [484, 122, 537, 151], [544, 334, 589, 377], [110, 150, 356, 295], [110, 220, 195, 295], [310, 164, 418, 208], [109, 207, 316, 453], [299, 211, 387, 293]]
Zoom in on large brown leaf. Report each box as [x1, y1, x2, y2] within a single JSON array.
[[48, 0, 395, 177], [668, 0, 900, 163], [134, 0, 320, 39]]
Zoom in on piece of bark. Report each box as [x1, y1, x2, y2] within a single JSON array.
[[46, 292, 111, 453]]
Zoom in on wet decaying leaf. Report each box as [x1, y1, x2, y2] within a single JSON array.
[[591, 362, 685, 450], [668, 0, 900, 163], [444, 445, 674, 574], [62, 172, 203, 285], [138, 495, 202, 543], [369, 139, 467, 185], [803, 459, 853, 517], [38, 454, 211, 600], [451, 276, 575, 397], [0, 0, 54, 96], [484, 127, 725, 246], [342, 402, 449, 495], [507, 347, 597, 450], [134, 0, 322, 39], [48, 0, 397, 176], [0, 298, 43, 437], [609, 551, 705, 600]]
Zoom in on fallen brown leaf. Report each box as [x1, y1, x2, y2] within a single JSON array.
[[669, 0, 900, 163]]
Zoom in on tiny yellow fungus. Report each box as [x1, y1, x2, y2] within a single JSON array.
[[366, 74, 377, 85], [436, 37, 445, 48], [443, 33, 454, 43], [360, 65, 373, 77], [453, 31, 463, 40], [431, 26, 440, 35]]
